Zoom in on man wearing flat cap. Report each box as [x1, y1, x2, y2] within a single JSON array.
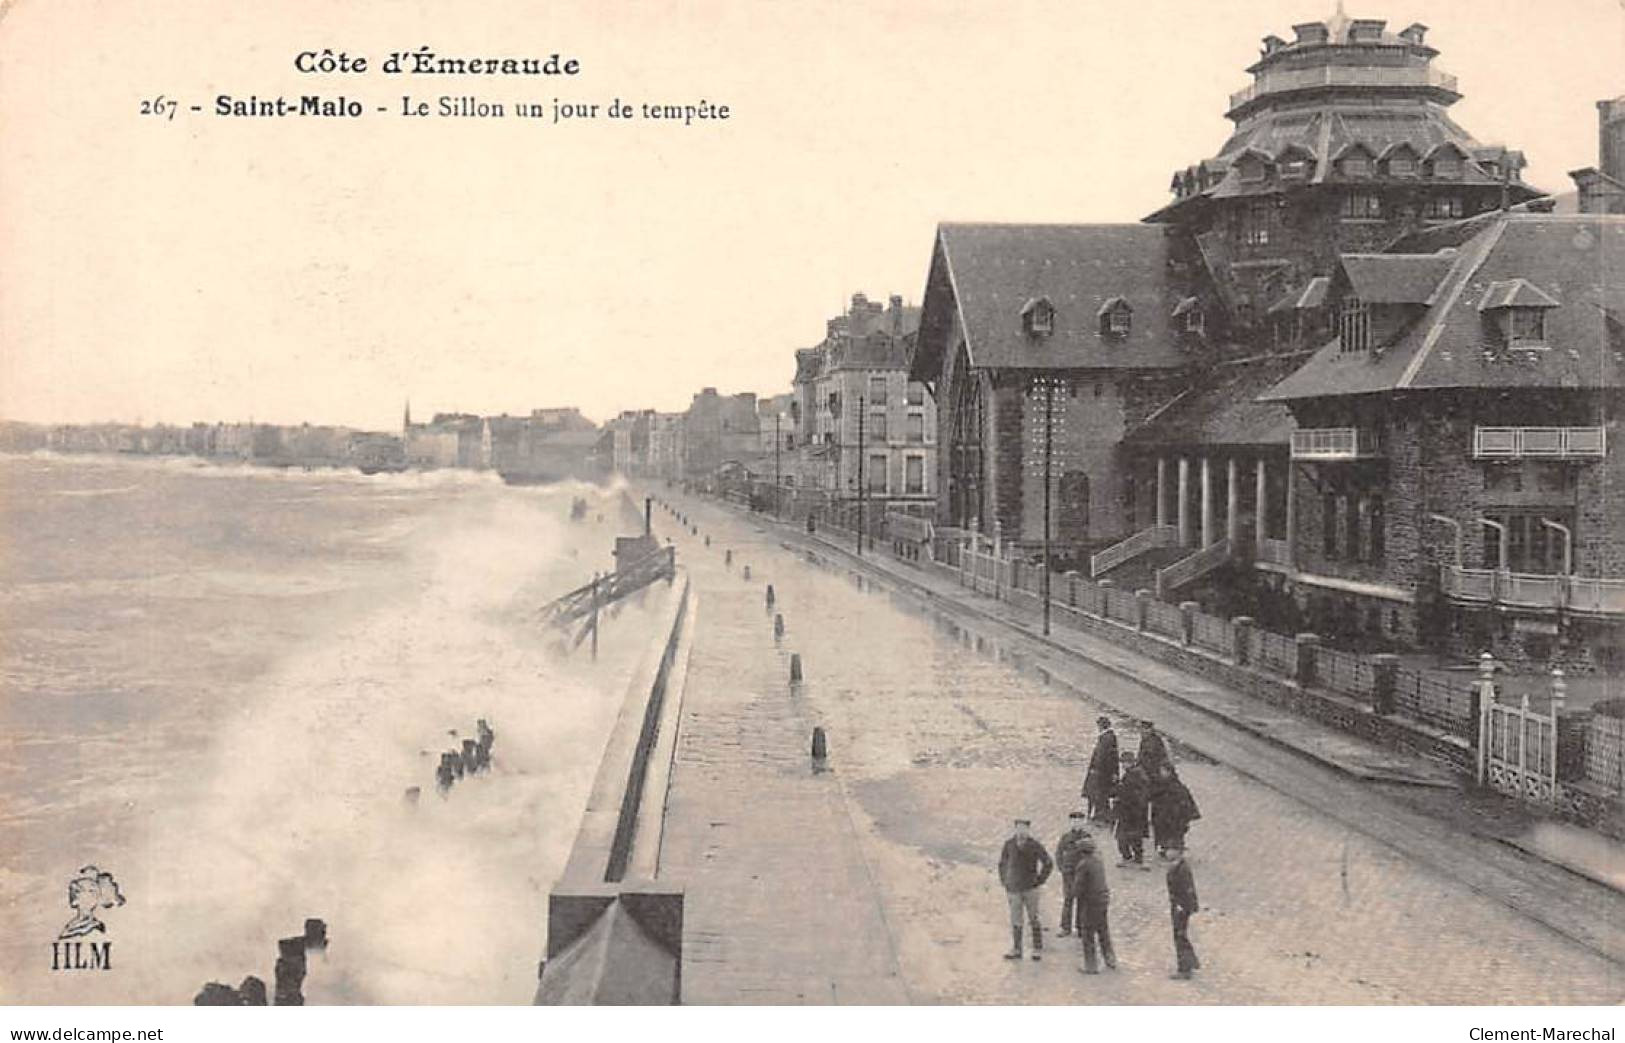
[[998, 818, 1053, 961], [1054, 811, 1091, 937]]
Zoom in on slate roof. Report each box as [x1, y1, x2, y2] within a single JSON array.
[[1341, 252, 1457, 304], [1127, 359, 1300, 449], [1262, 214, 1625, 400], [910, 224, 1189, 381], [1151, 107, 1537, 220]]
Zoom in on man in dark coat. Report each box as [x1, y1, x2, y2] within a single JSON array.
[[1072, 835, 1116, 974], [1137, 720, 1169, 780], [1113, 750, 1151, 869], [998, 818, 1053, 961], [1165, 846, 1201, 979], [1151, 764, 1201, 859], [1081, 716, 1120, 822], [1053, 811, 1090, 937]]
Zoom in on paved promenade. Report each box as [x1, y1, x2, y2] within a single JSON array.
[[647, 489, 1622, 1004], [657, 552, 909, 1003]]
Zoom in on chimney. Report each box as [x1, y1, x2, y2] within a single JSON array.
[[1399, 22, 1428, 45], [1261, 34, 1286, 55], [1292, 22, 1328, 45]]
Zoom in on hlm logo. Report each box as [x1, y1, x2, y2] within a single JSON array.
[[50, 865, 123, 972]]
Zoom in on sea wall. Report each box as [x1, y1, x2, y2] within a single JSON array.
[[535, 568, 695, 1005]]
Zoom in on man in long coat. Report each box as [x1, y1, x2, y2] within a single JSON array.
[[1081, 716, 1119, 822], [998, 818, 1053, 961], [1137, 720, 1169, 779], [1151, 764, 1201, 859], [1113, 751, 1151, 869], [1072, 835, 1116, 974]]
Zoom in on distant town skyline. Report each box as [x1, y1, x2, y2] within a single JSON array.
[[2, 0, 1622, 430]]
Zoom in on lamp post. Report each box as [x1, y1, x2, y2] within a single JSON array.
[[1041, 377, 1055, 637], [774, 412, 782, 520], [856, 393, 866, 557]]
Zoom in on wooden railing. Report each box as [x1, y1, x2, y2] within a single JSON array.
[[1472, 426, 1606, 460], [1089, 524, 1178, 577], [1229, 64, 1458, 112], [1155, 538, 1232, 598]]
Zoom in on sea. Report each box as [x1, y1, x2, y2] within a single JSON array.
[[0, 452, 663, 1004]]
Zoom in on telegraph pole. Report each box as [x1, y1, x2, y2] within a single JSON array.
[[856, 394, 866, 557], [1043, 378, 1054, 637], [774, 412, 782, 519]]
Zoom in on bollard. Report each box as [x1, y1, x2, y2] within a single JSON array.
[[705, 535, 711, 547], [811, 726, 828, 770], [790, 653, 803, 684], [742, 565, 752, 580], [273, 936, 307, 1006], [765, 584, 776, 609], [725, 549, 733, 567], [238, 976, 268, 1006], [774, 613, 785, 638]]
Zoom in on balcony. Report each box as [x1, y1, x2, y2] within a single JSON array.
[[1441, 565, 1625, 617], [1290, 427, 1382, 461], [1228, 64, 1459, 115], [1473, 426, 1607, 460]]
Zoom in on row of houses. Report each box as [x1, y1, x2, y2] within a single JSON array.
[[619, 9, 1622, 673], [606, 293, 941, 513], [898, 11, 1624, 671], [402, 405, 605, 480]]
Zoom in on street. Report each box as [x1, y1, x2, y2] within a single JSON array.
[[651, 489, 1622, 1004]]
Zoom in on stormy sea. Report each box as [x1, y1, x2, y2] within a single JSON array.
[[0, 453, 663, 1004]]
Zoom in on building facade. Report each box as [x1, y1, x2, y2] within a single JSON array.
[[794, 292, 935, 507]]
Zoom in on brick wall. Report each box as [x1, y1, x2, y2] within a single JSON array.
[[989, 377, 1025, 541]]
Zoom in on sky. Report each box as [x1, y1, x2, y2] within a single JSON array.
[[1, 0, 1622, 430]]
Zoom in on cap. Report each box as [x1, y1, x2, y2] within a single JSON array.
[[1068, 810, 1086, 819], [1014, 817, 1032, 826]]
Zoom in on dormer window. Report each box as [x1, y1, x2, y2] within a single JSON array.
[[1508, 309, 1546, 345], [1020, 296, 1055, 337], [1238, 155, 1269, 183], [1383, 144, 1419, 178], [1338, 296, 1371, 353], [1098, 297, 1132, 337], [1173, 297, 1205, 335], [1479, 279, 1558, 350], [1276, 145, 1314, 182], [1428, 144, 1467, 180], [1339, 147, 1374, 179]]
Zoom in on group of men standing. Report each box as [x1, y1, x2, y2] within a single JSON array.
[[996, 716, 1204, 980]]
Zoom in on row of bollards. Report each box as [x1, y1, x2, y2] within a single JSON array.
[[656, 495, 827, 774], [195, 918, 327, 1006], [426, 718, 495, 798]]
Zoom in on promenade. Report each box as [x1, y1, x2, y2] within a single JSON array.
[[646, 487, 1622, 1004]]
